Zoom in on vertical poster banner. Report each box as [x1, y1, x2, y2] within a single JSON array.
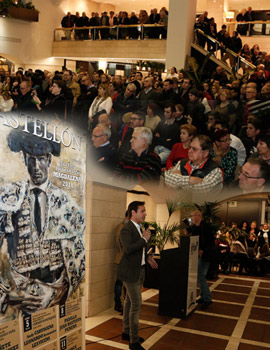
[[0, 114, 86, 350]]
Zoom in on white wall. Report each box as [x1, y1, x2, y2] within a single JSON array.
[[0, 0, 64, 71], [229, 0, 270, 11]]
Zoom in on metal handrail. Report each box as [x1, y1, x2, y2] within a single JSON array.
[[194, 28, 256, 71], [225, 20, 270, 36], [55, 23, 165, 41]]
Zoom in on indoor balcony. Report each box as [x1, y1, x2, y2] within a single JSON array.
[[52, 24, 167, 62]]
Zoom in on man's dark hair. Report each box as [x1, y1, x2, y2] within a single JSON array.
[[214, 128, 230, 142], [136, 71, 143, 78], [215, 118, 229, 130], [133, 111, 146, 122], [194, 135, 213, 153], [64, 69, 73, 76], [164, 103, 176, 113], [221, 24, 227, 29], [164, 79, 173, 85], [127, 201, 145, 217]]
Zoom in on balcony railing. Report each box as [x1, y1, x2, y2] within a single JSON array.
[[226, 20, 270, 36], [194, 29, 256, 73], [54, 24, 166, 41]]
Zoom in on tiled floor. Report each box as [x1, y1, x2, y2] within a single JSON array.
[[85, 274, 270, 350]]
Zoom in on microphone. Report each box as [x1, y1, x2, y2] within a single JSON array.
[[144, 223, 149, 230]]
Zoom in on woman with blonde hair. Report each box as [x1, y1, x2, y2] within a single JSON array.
[[0, 91, 14, 112], [88, 83, 112, 130]]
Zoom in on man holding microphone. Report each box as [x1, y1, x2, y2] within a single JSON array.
[[117, 201, 158, 350]]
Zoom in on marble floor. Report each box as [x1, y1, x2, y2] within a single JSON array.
[[85, 274, 270, 350]]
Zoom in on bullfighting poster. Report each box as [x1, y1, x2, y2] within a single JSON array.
[[0, 113, 86, 350]]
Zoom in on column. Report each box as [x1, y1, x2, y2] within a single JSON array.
[[165, 0, 197, 71]]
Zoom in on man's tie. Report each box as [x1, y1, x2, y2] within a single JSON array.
[[33, 188, 42, 234]]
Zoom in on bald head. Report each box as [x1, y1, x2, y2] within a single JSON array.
[[98, 113, 111, 127]]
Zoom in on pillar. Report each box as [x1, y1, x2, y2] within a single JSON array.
[[165, 0, 197, 71]]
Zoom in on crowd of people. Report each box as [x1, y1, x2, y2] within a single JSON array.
[[1, 23, 270, 194], [194, 10, 270, 71], [61, 8, 168, 40], [216, 220, 270, 276]]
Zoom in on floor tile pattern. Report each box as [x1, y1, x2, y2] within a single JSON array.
[[85, 274, 270, 350]]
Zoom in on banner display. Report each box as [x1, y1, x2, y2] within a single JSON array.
[[0, 319, 21, 350], [59, 298, 82, 337], [0, 114, 86, 350], [60, 329, 83, 350]]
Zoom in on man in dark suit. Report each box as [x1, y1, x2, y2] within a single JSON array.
[[117, 201, 158, 350]]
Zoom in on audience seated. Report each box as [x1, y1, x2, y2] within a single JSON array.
[[10, 19, 270, 192]]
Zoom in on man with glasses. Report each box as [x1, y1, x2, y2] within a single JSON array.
[[118, 111, 145, 158], [15, 81, 37, 113], [238, 157, 270, 193], [165, 135, 223, 193], [91, 124, 118, 172]]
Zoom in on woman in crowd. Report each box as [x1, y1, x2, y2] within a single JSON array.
[[88, 83, 113, 130], [203, 82, 214, 109], [251, 44, 261, 65], [100, 73, 111, 84], [258, 223, 270, 243], [166, 124, 197, 169], [253, 236, 270, 276], [241, 221, 250, 233], [241, 44, 252, 63], [214, 88, 237, 131], [166, 67, 178, 79], [0, 91, 14, 112], [255, 133, 270, 165], [230, 234, 249, 274], [3, 76, 12, 92], [210, 84, 219, 108], [108, 81, 119, 103], [213, 129, 238, 184], [144, 103, 161, 132], [32, 80, 72, 120]]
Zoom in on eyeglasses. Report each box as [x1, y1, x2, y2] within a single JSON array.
[[239, 168, 262, 179], [92, 134, 104, 138], [218, 138, 231, 143], [130, 117, 141, 121], [190, 147, 203, 152], [81, 79, 89, 82]]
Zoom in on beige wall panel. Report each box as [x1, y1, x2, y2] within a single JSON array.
[[52, 40, 166, 60]]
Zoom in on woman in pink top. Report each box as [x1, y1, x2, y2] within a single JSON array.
[[166, 124, 197, 169]]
